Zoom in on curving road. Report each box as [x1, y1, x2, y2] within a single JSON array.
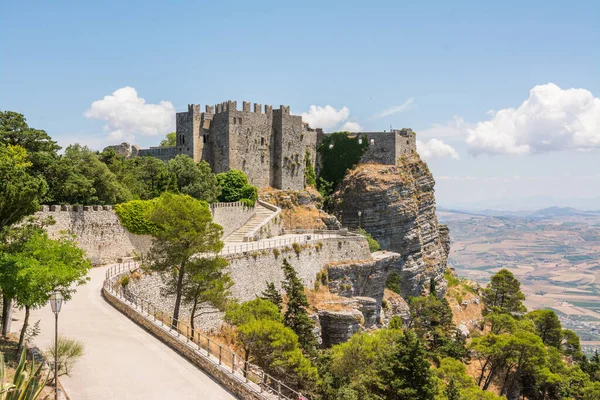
[[12, 265, 237, 400]]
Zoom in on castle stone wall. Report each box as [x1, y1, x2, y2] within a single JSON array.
[[138, 146, 180, 162], [35, 206, 152, 265], [357, 129, 417, 165]]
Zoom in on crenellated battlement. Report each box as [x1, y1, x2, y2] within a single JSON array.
[[39, 205, 114, 212], [208, 100, 292, 115]]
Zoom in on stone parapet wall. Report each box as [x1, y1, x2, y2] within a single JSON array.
[[210, 202, 256, 239], [35, 206, 151, 265], [246, 200, 283, 241]]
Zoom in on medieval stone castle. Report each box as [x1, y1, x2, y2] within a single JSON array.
[[121, 100, 417, 190]]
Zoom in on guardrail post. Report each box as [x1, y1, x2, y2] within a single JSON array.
[[232, 354, 235, 373], [278, 382, 281, 399], [207, 338, 211, 357], [219, 346, 222, 365], [245, 361, 248, 383]]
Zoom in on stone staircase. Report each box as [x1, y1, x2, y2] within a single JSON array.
[[224, 204, 275, 242]]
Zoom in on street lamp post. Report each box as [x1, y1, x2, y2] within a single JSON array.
[[49, 292, 63, 400], [358, 211, 362, 230]]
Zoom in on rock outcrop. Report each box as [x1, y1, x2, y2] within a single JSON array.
[[331, 154, 450, 298]]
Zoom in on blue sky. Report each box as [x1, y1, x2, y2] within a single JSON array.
[[1, 1, 599, 210]]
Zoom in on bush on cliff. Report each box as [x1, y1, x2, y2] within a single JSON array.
[[357, 228, 381, 252]]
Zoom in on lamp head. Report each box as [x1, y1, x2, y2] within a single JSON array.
[[49, 291, 63, 314]]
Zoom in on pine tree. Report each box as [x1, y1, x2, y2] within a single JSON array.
[[281, 259, 318, 356], [481, 268, 526, 316], [445, 378, 461, 400], [260, 282, 283, 312]]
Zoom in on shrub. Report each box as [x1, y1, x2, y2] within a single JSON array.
[[357, 228, 381, 252], [317, 131, 369, 190], [239, 198, 255, 208], [114, 199, 159, 235], [292, 242, 302, 256], [386, 270, 402, 295], [444, 268, 460, 287], [273, 248, 281, 258], [315, 241, 323, 251], [118, 274, 130, 287], [46, 336, 85, 377]]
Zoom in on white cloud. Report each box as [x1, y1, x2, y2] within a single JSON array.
[[417, 138, 460, 160], [340, 121, 362, 132], [466, 83, 600, 155], [85, 86, 175, 142], [301, 105, 350, 130], [374, 98, 414, 119], [418, 116, 469, 139]]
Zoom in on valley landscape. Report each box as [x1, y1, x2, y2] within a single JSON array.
[[439, 207, 600, 353]]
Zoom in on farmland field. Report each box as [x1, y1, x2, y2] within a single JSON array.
[[438, 208, 600, 353]]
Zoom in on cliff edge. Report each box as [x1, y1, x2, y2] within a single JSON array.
[[331, 154, 450, 298]]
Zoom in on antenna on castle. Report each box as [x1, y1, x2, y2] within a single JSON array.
[[390, 124, 393, 131]]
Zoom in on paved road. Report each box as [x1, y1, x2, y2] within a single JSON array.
[[12, 265, 237, 400]]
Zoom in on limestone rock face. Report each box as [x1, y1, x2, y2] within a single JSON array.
[[331, 156, 449, 298], [318, 309, 363, 347], [382, 289, 411, 326]]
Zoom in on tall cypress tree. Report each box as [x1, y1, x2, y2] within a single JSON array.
[[281, 259, 318, 356]]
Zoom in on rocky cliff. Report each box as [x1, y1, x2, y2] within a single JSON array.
[[331, 154, 450, 298]]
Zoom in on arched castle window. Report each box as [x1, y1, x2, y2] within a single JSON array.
[[261, 137, 265, 146], [261, 155, 264, 163]]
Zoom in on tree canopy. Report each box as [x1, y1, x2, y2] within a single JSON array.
[[160, 132, 176, 147]]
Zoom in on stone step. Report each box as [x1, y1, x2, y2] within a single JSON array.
[[224, 204, 275, 242]]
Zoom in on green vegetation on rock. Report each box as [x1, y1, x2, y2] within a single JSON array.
[[357, 228, 381, 252], [114, 199, 159, 235]]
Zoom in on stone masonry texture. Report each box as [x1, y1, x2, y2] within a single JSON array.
[[127, 100, 417, 190]]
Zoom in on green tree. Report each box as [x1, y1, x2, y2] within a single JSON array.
[[127, 156, 171, 199], [160, 131, 177, 147], [0, 110, 61, 180], [325, 328, 437, 400], [225, 297, 282, 326], [47, 144, 132, 204], [144, 193, 223, 328], [526, 309, 562, 348], [281, 259, 318, 356], [317, 132, 369, 191], [0, 144, 47, 231], [260, 282, 283, 312], [0, 144, 47, 335], [179, 256, 232, 336], [168, 155, 221, 202], [562, 329, 584, 361], [481, 268, 526, 316], [0, 223, 91, 351], [216, 169, 258, 204], [225, 298, 317, 388]]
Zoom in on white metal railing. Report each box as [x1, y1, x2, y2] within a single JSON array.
[[219, 231, 356, 256], [103, 263, 311, 400]]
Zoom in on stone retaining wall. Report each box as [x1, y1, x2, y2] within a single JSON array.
[[102, 287, 265, 400], [211, 202, 256, 239], [35, 205, 151, 265]]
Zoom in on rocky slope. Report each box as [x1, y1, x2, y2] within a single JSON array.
[[331, 154, 450, 298]]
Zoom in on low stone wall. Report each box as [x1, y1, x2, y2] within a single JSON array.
[[211, 202, 256, 239], [36, 205, 151, 265], [247, 200, 283, 241], [102, 287, 265, 400]]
